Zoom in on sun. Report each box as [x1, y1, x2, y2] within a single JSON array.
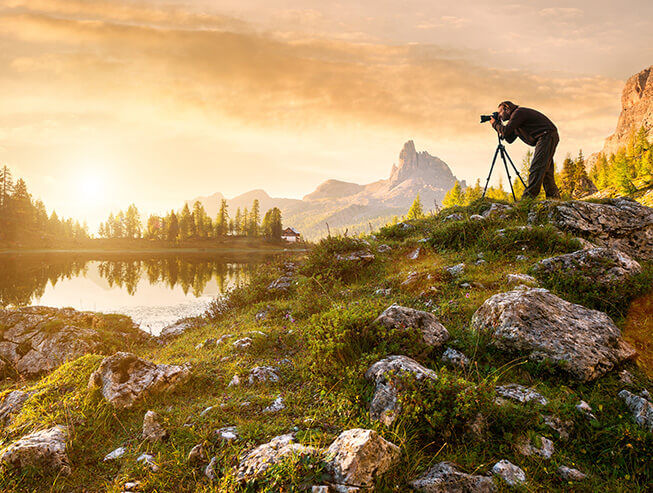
[[78, 172, 106, 203]]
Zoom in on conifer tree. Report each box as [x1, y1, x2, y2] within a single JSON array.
[[405, 194, 424, 219], [442, 181, 464, 207]]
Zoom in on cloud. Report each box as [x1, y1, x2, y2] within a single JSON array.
[[539, 7, 583, 18]]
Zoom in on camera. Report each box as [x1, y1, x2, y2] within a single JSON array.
[[480, 111, 499, 123]]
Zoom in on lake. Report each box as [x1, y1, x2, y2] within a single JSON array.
[[0, 251, 279, 335]]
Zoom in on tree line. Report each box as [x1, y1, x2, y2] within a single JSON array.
[[0, 165, 89, 244], [98, 198, 284, 241]]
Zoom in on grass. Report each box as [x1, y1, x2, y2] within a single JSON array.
[[0, 198, 651, 492]]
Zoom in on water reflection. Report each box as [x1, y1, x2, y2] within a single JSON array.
[[0, 252, 271, 333]]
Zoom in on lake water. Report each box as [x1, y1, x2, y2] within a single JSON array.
[[0, 251, 278, 335]]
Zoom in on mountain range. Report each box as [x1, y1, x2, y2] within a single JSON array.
[[186, 140, 461, 240]]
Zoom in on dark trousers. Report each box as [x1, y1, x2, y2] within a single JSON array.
[[523, 131, 560, 199]]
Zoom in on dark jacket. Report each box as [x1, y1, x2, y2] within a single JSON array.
[[492, 106, 557, 146]]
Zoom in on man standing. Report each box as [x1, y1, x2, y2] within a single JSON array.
[[491, 101, 561, 199]]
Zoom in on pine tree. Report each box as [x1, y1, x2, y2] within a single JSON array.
[[248, 199, 260, 237], [167, 212, 179, 242], [442, 181, 464, 207], [234, 208, 241, 236], [179, 203, 192, 240], [405, 194, 424, 219], [215, 199, 229, 237]]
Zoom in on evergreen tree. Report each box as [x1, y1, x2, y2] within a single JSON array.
[[442, 181, 464, 207], [215, 199, 229, 237], [248, 199, 260, 237], [405, 194, 424, 219], [125, 204, 141, 239], [167, 212, 179, 242], [560, 154, 576, 198], [234, 208, 242, 236], [179, 203, 192, 240], [241, 208, 248, 236]]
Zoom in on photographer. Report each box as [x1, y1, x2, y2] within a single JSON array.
[[490, 101, 561, 199]]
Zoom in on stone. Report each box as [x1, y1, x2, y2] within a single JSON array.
[[516, 254, 527, 261], [365, 355, 437, 425], [0, 390, 30, 425], [263, 396, 285, 413], [374, 305, 449, 348], [558, 465, 587, 481], [104, 447, 126, 461], [268, 276, 293, 292], [159, 319, 193, 339], [495, 384, 548, 406], [228, 374, 241, 387], [491, 460, 526, 486], [335, 251, 375, 263], [444, 213, 463, 222], [441, 348, 470, 369], [136, 453, 159, 472], [142, 410, 168, 442], [235, 434, 317, 482], [407, 247, 421, 260], [123, 481, 140, 491], [543, 198, 653, 260], [505, 273, 538, 287], [0, 306, 147, 379], [576, 401, 597, 420], [472, 288, 636, 381], [325, 428, 400, 488], [482, 203, 512, 219], [0, 426, 70, 475], [377, 244, 391, 253], [470, 214, 485, 221], [542, 415, 572, 440], [217, 426, 239, 442], [232, 337, 252, 349], [248, 366, 280, 385], [195, 338, 216, 350], [619, 370, 634, 385], [446, 263, 465, 277], [531, 248, 641, 285], [618, 389, 653, 431], [88, 352, 191, 408], [205, 456, 218, 480], [516, 435, 554, 459], [188, 443, 206, 464], [410, 461, 497, 492]]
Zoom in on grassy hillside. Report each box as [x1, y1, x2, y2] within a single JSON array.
[[0, 199, 651, 492]]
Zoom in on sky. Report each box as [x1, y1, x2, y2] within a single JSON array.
[[0, 0, 652, 230]]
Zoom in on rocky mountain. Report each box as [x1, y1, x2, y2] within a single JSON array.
[[592, 65, 653, 161], [188, 141, 461, 239]]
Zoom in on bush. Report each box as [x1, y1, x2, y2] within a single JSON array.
[[485, 225, 581, 255], [302, 236, 380, 283]]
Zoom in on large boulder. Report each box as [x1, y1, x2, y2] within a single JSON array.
[[365, 355, 437, 425], [538, 198, 653, 260], [325, 428, 400, 488], [471, 288, 635, 381], [374, 305, 450, 347], [410, 462, 496, 492], [0, 426, 70, 475], [0, 306, 147, 379], [618, 390, 653, 431], [235, 434, 317, 482], [531, 248, 641, 285], [88, 352, 191, 408]]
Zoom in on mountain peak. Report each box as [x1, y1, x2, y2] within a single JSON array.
[[389, 140, 456, 188]]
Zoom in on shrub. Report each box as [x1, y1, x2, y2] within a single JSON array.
[[301, 236, 380, 283], [485, 225, 581, 255]]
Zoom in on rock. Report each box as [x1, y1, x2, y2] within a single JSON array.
[[446, 263, 465, 276], [0, 390, 30, 425], [228, 374, 241, 387], [205, 456, 218, 480], [482, 203, 512, 219], [235, 434, 317, 482], [543, 198, 653, 260], [365, 355, 437, 425], [397, 222, 414, 230], [374, 304, 449, 348], [619, 370, 635, 385], [407, 247, 421, 260], [618, 389, 653, 431], [495, 384, 548, 406], [470, 214, 485, 221], [88, 352, 191, 408], [377, 244, 391, 253], [576, 400, 597, 420], [325, 428, 400, 488], [217, 426, 239, 442], [542, 415, 572, 440], [159, 319, 193, 339], [491, 460, 526, 486], [263, 396, 285, 413], [531, 248, 641, 285], [335, 250, 375, 263], [575, 237, 597, 250], [0, 425, 70, 475], [558, 465, 587, 481], [441, 348, 470, 369], [410, 461, 496, 492], [188, 443, 206, 464], [374, 288, 392, 296], [444, 213, 463, 222], [471, 288, 636, 381], [142, 410, 168, 442], [233, 337, 252, 349], [136, 453, 159, 472], [516, 435, 554, 459], [123, 481, 141, 491], [248, 366, 280, 385], [268, 275, 293, 292], [104, 446, 126, 461], [516, 254, 527, 261], [195, 338, 216, 350], [0, 306, 147, 379], [505, 273, 538, 287]]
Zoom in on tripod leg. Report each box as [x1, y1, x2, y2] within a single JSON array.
[[483, 146, 501, 198], [503, 147, 527, 188], [500, 147, 517, 201]]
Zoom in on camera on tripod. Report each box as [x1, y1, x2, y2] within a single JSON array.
[[480, 111, 499, 124]]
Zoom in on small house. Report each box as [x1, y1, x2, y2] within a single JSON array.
[[281, 227, 301, 242]]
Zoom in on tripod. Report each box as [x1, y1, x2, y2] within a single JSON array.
[[482, 134, 527, 201]]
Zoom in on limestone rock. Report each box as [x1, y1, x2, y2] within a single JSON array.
[[0, 390, 31, 425], [235, 434, 317, 482], [495, 384, 548, 406], [217, 426, 239, 442], [159, 319, 193, 339], [531, 248, 641, 285], [365, 355, 437, 425], [482, 203, 512, 219], [444, 213, 463, 222], [543, 198, 653, 260], [263, 396, 284, 413], [446, 263, 465, 277], [187, 444, 206, 464], [205, 456, 218, 480], [470, 214, 484, 221], [558, 465, 587, 481], [377, 244, 391, 253], [136, 453, 158, 472], [0, 425, 70, 475], [505, 273, 538, 287], [88, 352, 191, 408], [407, 247, 421, 260], [104, 447, 126, 461], [335, 251, 375, 263], [516, 435, 554, 459], [233, 337, 252, 349], [374, 305, 449, 348], [325, 428, 400, 488], [410, 461, 497, 492], [472, 288, 636, 381], [543, 415, 573, 440], [0, 306, 147, 379], [491, 460, 525, 486], [248, 366, 280, 385], [618, 389, 653, 431], [142, 410, 168, 442], [441, 347, 470, 369], [576, 400, 597, 421], [268, 276, 293, 292]]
